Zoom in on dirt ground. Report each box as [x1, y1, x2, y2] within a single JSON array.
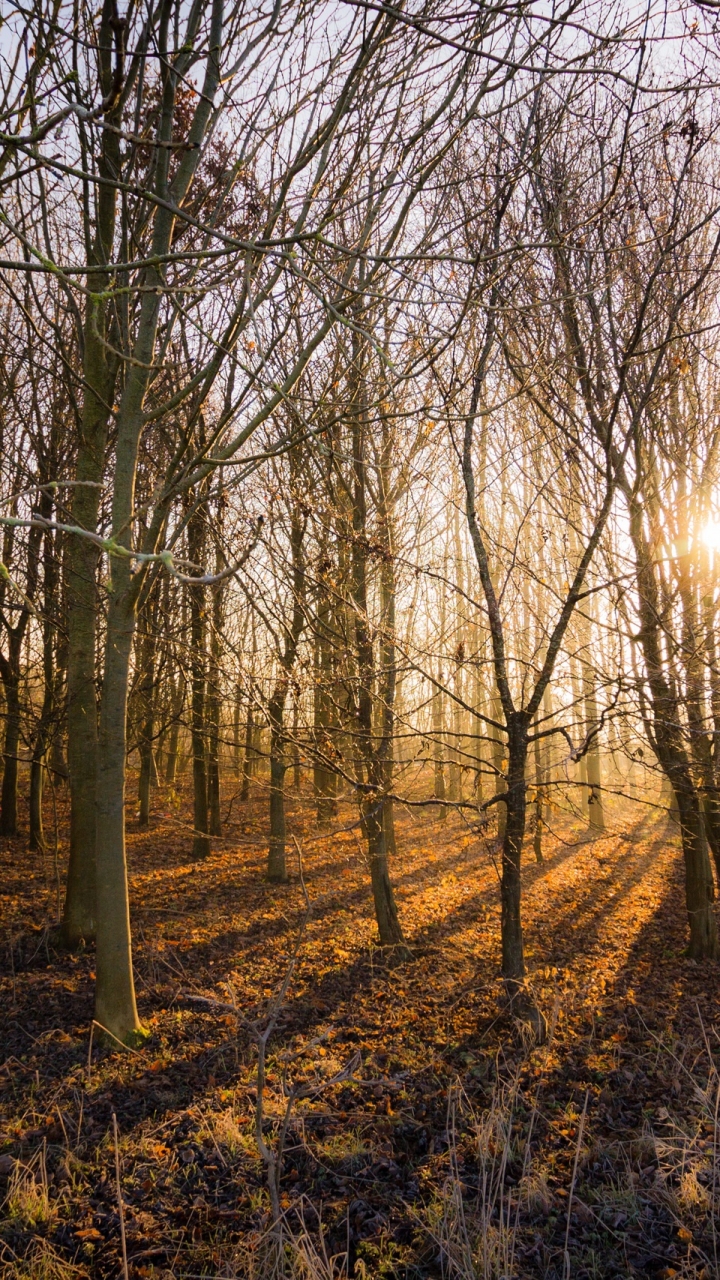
[[1, 778, 719, 1279]]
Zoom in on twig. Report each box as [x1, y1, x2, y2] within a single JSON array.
[[7, 930, 16, 1008], [91, 1019, 143, 1054], [112, 1112, 129, 1280], [86, 1022, 94, 1086], [564, 1090, 589, 1279]]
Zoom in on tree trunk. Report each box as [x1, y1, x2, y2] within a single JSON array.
[[292, 695, 301, 791], [625, 494, 718, 958], [0, 666, 21, 837], [94, 588, 144, 1044], [501, 714, 529, 984], [233, 681, 243, 778], [313, 604, 338, 823], [136, 621, 157, 828], [63, 1, 123, 946], [432, 675, 446, 814], [669, 764, 717, 958], [267, 687, 288, 882], [581, 603, 605, 830], [492, 689, 506, 840], [240, 702, 253, 802], [30, 504, 59, 853], [207, 577, 224, 839], [349, 330, 407, 954], [164, 673, 183, 786], [533, 717, 544, 863], [266, 456, 305, 880], [188, 513, 210, 860]]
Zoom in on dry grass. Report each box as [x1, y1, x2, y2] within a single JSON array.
[[3, 1147, 54, 1231]]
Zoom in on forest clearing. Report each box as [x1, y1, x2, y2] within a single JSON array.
[[1, 779, 719, 1279]]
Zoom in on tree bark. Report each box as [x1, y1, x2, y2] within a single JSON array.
[[136, 616, 157, 828], [267, 684, 288, 882], [63, 0, 122, 946], [207, 573, 224, 839], [188, 504, 210, 859], [349, 329, 407, 954], [30, 510, 59, 853], [0, 664, 21, 837]]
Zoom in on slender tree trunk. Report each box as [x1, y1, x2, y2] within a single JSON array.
[[349, 330, 407, 954], [584, 679, 605, 830], [313, 601, 338, 823], [432, 674, 446, 814], [378, 484, 398, 860], [240, 702, 253, 802], [492, 689, 506, 840], [0, 663, 21, 837], [292, 695, 301, 791], [533, 717, 544, 864], [472, 623, 485, 803], [569, 650, 588, 817], [501, 713, 529, 983], [30, 517, 58, 853], [449, 660, 463, 803], [207, 575, 224, 839], [233, 681, 243, 778], [63, 0, 122, 946], [673, 770, 718, 959], [267, 685, 288, 882], [137, 620, 157, 828], [267, 455, 305, 881], [626, 496, 718, 958], [188, 508, 210, 859], [164, 672, 183, 785], [95, 588, 143, 1043], [580, 599, 604, 830]]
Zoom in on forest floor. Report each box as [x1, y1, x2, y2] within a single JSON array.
[[1, 778, 719, 1280]]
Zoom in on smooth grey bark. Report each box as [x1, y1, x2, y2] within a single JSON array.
[[532, 715, 544, 864], [267, 457, 306, 882], [188, 506, 210, 860], [207, 570, 224, 840], [432, 674, 446, 810], [0, 502, 43, 837], [349, 331, 407, 954], [267, 688, 289, 882], [240, 702, 254, 802], [94, 0, 226, 1041], [164, 674, 183, 786], [136, 599, 159, 828], [30, 499, 59, 853], [63, 0, 123, 946], [0, 667, 21, 837], [313, 596, 339, 823]]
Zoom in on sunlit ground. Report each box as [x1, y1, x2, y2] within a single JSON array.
[[1, 773, 718, 1278]]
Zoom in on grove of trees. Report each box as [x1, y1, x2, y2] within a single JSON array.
[[2, 0, 720, 1054]]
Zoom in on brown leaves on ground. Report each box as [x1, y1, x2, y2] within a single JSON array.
[[0, 783, 719, 1278]]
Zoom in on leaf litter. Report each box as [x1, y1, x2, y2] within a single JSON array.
[[1, 785, 719, 1278]]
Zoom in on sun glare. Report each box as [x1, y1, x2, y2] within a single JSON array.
[[700, 521, 720, 550]]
